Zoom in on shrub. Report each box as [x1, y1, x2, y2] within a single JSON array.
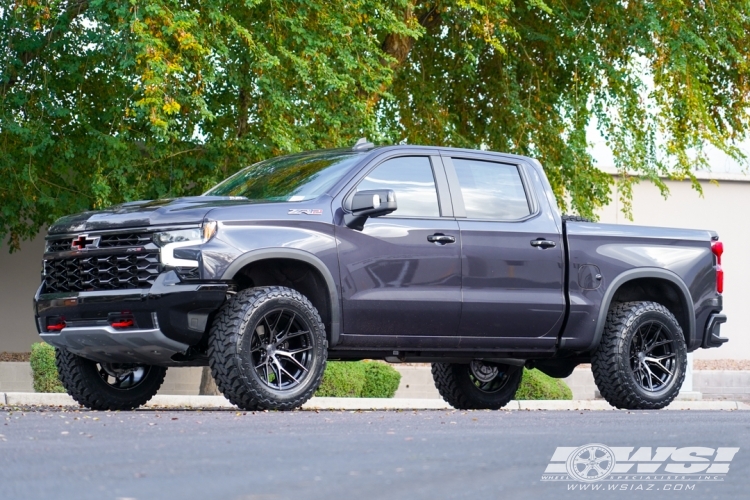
[[29, 342, 65, 393], [315, 361, 367, 397], [361, 361, 401, 398], [315, 361, 402, 398], [515, 368, 573, 400]]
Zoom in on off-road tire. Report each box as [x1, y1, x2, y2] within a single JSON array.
[[208, 286, 328, 411], [592, 301, 687, 410], [431, 362, 523, 410], [55, 349, 167, 411]]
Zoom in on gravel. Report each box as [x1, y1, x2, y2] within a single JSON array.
[[693, 359, 750, 370], [0, 352, 30, 362], [574, 360, 750, 371]]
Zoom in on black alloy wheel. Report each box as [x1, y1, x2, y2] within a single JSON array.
[[592, 301, 687, 410], [246, 308, 315, 391], [629, 320, 678, 393], [208, 286, 328, 411], [97, 363, 150, 390], [467, 360, 514, 393]]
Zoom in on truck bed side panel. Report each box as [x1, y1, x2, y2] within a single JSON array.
[[561, 222, 718, 352]]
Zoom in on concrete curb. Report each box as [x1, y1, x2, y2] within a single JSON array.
[[1, 393, 748, 411], [147, 395, 235, 408], [5, 392, 77, 406]]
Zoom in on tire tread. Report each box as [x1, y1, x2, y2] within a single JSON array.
[[55, 349, 166, 411], [208, 286, 327, 411], [431, 363, 521, 410], [591, 301, 686, 410]]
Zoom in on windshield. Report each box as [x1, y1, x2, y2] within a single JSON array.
[[204, 151, 365, 201]]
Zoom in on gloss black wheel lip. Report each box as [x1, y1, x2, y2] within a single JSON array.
[[628, 319, 678, 394], [246, 307, 315, 392]]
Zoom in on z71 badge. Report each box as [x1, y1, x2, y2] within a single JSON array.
[[288, 209, 323, 215]]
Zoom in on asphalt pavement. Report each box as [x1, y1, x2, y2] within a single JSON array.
[[1, 407, 748, 500]]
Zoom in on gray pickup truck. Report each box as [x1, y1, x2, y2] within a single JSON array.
[[34, 140, 727, 411]]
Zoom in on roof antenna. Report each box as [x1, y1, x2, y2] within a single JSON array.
[[352, 137, 375, 151]]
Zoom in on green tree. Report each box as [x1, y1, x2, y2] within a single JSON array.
[[2, 1, 749, 250]]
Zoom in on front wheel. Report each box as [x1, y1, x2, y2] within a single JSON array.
[[208, 286, 328, 411], [591, 301, 687, 410], [55, 349, 167, 410], [432, 361, 523, 410]]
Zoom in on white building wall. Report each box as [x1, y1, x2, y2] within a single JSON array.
[[0, 234, 45, 352], [597, 176, 748, 360]]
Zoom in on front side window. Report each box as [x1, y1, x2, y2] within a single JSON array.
[[452, 158, 531, 220], [356, 156, 440, 217]]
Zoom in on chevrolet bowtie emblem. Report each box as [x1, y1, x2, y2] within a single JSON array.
[[71, 234, 100, 251]]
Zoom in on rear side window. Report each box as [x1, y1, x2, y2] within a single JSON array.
[[356, 156, 440, 217], [452, 159, 530, 220]]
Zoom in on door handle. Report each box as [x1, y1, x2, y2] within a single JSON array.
[[530, 238, 556, 249], [427, 234, 456, 244]]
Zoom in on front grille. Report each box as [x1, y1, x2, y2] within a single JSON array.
[[43, 253, 162, 293], [45, 232, 153, 253], [46, 239, 72, 253], [99, 233, 153, 248]]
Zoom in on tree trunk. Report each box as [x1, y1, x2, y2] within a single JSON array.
[[362, 4, 441, 110], [199, 366, 221, 395]]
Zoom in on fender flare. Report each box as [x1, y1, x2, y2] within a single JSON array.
[[588, 267, 695, 351], [221, 248, 341, 347]]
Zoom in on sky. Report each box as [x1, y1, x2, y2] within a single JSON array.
[[589, 132, 750, 176], [585, 97, 749, 177]]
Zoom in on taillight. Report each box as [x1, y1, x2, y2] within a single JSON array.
[[712, 241, 724, 294]]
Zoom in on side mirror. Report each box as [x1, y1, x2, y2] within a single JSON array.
[[344, 189, 397, 230]]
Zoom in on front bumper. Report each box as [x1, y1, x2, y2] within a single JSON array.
[[34, 271, 228, 365]]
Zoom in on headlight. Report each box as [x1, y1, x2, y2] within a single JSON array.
[[154, 222, 218, 268], [153, 222, 218, 247], [153, 228, 202, 247]]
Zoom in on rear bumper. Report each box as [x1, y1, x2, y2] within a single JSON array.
[[702, 313, 728, 349], [34, 271, 228, 365]]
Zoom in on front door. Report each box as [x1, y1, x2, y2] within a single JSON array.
[[336, 154, 462, 348], [442, 154, 565, 350]]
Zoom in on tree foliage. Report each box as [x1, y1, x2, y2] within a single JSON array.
[[2, 0, 749, 249]]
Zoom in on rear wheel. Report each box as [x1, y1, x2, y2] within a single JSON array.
[[431, 361, 523, 410], [591, 301, 687, 409], [55, 349, 166, 410], [208, 286, 328, 411]]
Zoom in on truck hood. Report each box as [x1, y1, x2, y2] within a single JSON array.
[[48, 197, 254, 235]]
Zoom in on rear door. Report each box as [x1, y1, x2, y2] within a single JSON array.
[[441, 152, 565, 350], [335, 153, 462, 348]]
